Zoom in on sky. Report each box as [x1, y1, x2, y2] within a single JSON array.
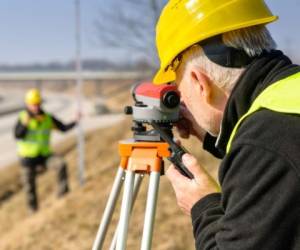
[[0, 0, 299, 65]]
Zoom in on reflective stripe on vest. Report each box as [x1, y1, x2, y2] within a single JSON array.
[[226, 72, 300, 153], [17, 112, 53, 157]]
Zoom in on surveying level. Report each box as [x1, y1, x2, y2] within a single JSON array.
[[92, 82, 194, 250], [126, 82, 193, 179]]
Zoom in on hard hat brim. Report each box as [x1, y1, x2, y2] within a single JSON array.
[[153, 15, 278, 85], [153, 66, 176, 85]]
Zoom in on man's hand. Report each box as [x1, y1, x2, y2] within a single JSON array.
[[176, 104, 206, 142], [166, 153, 220, 215]]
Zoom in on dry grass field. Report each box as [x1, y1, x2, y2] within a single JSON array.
[[0, 82, 220, 250]]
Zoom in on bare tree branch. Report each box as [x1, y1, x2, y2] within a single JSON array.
[[94, 0, 167, 68]]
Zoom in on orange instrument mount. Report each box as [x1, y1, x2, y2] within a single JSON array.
[[92, 139, 172, 250], [119, 140, 171, 174]]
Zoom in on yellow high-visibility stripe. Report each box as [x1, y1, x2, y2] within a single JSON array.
[[227, 72, 300, 153]]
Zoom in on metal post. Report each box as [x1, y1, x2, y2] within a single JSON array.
[[109, 174, 144, 250], [75, 0, 85, 185], [141, 171, 160, 250], [116, 170, 135, 250], [92, 167, 125, 250], [35, 79, 42, 91]]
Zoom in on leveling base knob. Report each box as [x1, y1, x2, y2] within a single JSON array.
[[124, 106, 133, 115]]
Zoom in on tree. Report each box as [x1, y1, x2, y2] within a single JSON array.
[[94, 0, 167, 69]]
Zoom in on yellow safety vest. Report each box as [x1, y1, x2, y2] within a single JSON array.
[[227, 72, 300, 153], [17, 111, 53, 158]]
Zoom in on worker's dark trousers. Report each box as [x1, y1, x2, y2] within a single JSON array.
[[20, 155, 69, 212]]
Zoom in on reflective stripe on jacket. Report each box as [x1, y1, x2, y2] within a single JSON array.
[[17, 111, 53, 157], [227, 72, 300, 153]]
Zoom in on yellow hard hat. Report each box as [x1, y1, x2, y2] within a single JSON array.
[[153, 0, 278, 85], [25, 89, 42, 105]]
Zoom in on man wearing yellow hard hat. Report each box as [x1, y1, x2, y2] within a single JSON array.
[[14, 89, 79, 212], [155, 0, 300, 249]]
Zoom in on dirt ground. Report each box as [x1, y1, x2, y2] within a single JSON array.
[[0, 83, 220, 250]]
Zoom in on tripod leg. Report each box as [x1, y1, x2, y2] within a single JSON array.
[[109, 174, 144, 250], [116, 169, 135, 250], [141, 171, 161, 250], [92, 167, 125, 250]]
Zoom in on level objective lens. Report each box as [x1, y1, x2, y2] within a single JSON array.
[[162, 91, 180, 108]]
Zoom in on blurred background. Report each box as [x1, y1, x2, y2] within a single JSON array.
[[0, 1, 299, 250]]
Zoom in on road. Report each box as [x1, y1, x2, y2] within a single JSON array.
[[0, 89, 124, 168]]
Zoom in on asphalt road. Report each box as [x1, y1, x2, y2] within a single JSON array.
[[0, 89, 124, 168]]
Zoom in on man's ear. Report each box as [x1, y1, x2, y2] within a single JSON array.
[[190, 67, 212, 103]]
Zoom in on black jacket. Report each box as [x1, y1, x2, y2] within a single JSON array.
[[192, 51, 300, 250]]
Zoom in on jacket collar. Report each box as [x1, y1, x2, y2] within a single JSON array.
[[216, 50, 300, 155]]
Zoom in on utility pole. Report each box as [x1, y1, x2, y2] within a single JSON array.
[[75, 0, 85, 186]]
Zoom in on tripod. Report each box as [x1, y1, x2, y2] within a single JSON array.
[[92, 138, 170, 250]]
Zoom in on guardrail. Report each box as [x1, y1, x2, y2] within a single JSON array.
[[0, 71, 152, 81], [0, 101, 24, 116]]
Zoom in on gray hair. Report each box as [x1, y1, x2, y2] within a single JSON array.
[[177, 25, 277, 92]]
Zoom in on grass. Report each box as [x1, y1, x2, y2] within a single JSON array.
[[0, 84, 220, 250]]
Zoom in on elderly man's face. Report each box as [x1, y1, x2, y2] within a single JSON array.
[[175, 62, 225, 137]]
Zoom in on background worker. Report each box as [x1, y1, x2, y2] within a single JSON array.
[[14, 89, 78, 212], [154, 0, 300, 249]]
